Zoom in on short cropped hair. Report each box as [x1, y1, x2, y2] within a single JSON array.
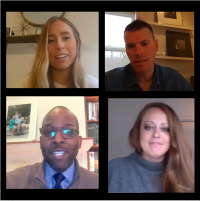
[[124, 19, 155, 40]]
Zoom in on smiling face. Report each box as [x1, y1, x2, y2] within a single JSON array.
[[125, 27, 158, 74], [40, 108, 82, 173], [139, 107, 171, 162], [47, 20, 77, 71]]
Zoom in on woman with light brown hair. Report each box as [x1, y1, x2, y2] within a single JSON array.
[[108, 102, 194, 193], [17, 16, 98, 88]]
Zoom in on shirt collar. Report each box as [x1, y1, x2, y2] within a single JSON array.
[[45, 160, 75, 188], [127, 63, 160, 87]]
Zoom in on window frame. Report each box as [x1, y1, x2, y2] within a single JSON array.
[[105, 12, 136, 51]]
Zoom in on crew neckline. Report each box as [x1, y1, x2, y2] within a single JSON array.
[[130, 150, 163, 171], [54, 82, 67, 88]]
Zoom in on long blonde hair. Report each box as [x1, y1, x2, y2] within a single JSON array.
[[27, 16, 85, 88], [129, 102, 194, 192]]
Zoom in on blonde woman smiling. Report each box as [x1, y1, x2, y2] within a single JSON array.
[[17, 16, 98, 88]]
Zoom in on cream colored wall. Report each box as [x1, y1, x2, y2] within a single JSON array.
[[136, 12, 194, 81], [6, 12, 99, 88], [6, 96, 86, 139]]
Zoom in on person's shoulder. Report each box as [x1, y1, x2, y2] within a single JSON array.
[[6, 162, 42, 189], [155, 63, 192, 90], [7, 162, 41, 176], [155, 63, 179, 76], [109, 155, 132, 169], [105, 64, 132, 90], [105, 63, 131, 77], [86, 74, 99, 88], [79, 165, 98, 188], [16, 74, 30, 88], [79, 165, 98, 179]]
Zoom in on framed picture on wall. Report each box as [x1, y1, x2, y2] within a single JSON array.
[[6, 99, 38, 143], [157, 12, 182, 26], [166, 30, 193, 58]]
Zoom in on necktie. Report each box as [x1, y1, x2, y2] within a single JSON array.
[[53, 173, 65, 189]]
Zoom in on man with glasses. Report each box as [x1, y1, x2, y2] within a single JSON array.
[[6, 106, 99, 189]]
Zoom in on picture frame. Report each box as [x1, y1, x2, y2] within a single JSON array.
[[157, 12, 182, 26], [6, 27, 12, 35], [166, 30, 193, 58], [6, 99, 38, 143]]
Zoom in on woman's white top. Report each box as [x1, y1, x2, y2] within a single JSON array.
[[16, 74, 98, 88]]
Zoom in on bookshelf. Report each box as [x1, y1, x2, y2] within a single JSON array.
[[84, 96, 99, 138], [84, 96, 99, 174]]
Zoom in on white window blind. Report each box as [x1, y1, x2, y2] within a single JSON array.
[[105, 12, 136, 72]]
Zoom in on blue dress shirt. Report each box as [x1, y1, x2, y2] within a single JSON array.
[[105, 63, 193, 91], [45, 160, 75, 189]]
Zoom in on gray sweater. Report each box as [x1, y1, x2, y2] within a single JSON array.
[[108, 151, 163, 193]]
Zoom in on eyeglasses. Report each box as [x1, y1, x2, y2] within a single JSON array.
[[40, 125, 78, 140]]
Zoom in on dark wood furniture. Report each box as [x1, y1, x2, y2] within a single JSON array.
[[84, 96, 99, 173], [6, 34, 40, 51]]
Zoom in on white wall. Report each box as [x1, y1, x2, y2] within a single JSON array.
[[6, 96, 86, 139], [66, 12, 99, 79], [6, 12, 99, 88], [108, 98, 194, 166]]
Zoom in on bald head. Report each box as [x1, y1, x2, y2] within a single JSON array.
[[42, 106, 79, 134]]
